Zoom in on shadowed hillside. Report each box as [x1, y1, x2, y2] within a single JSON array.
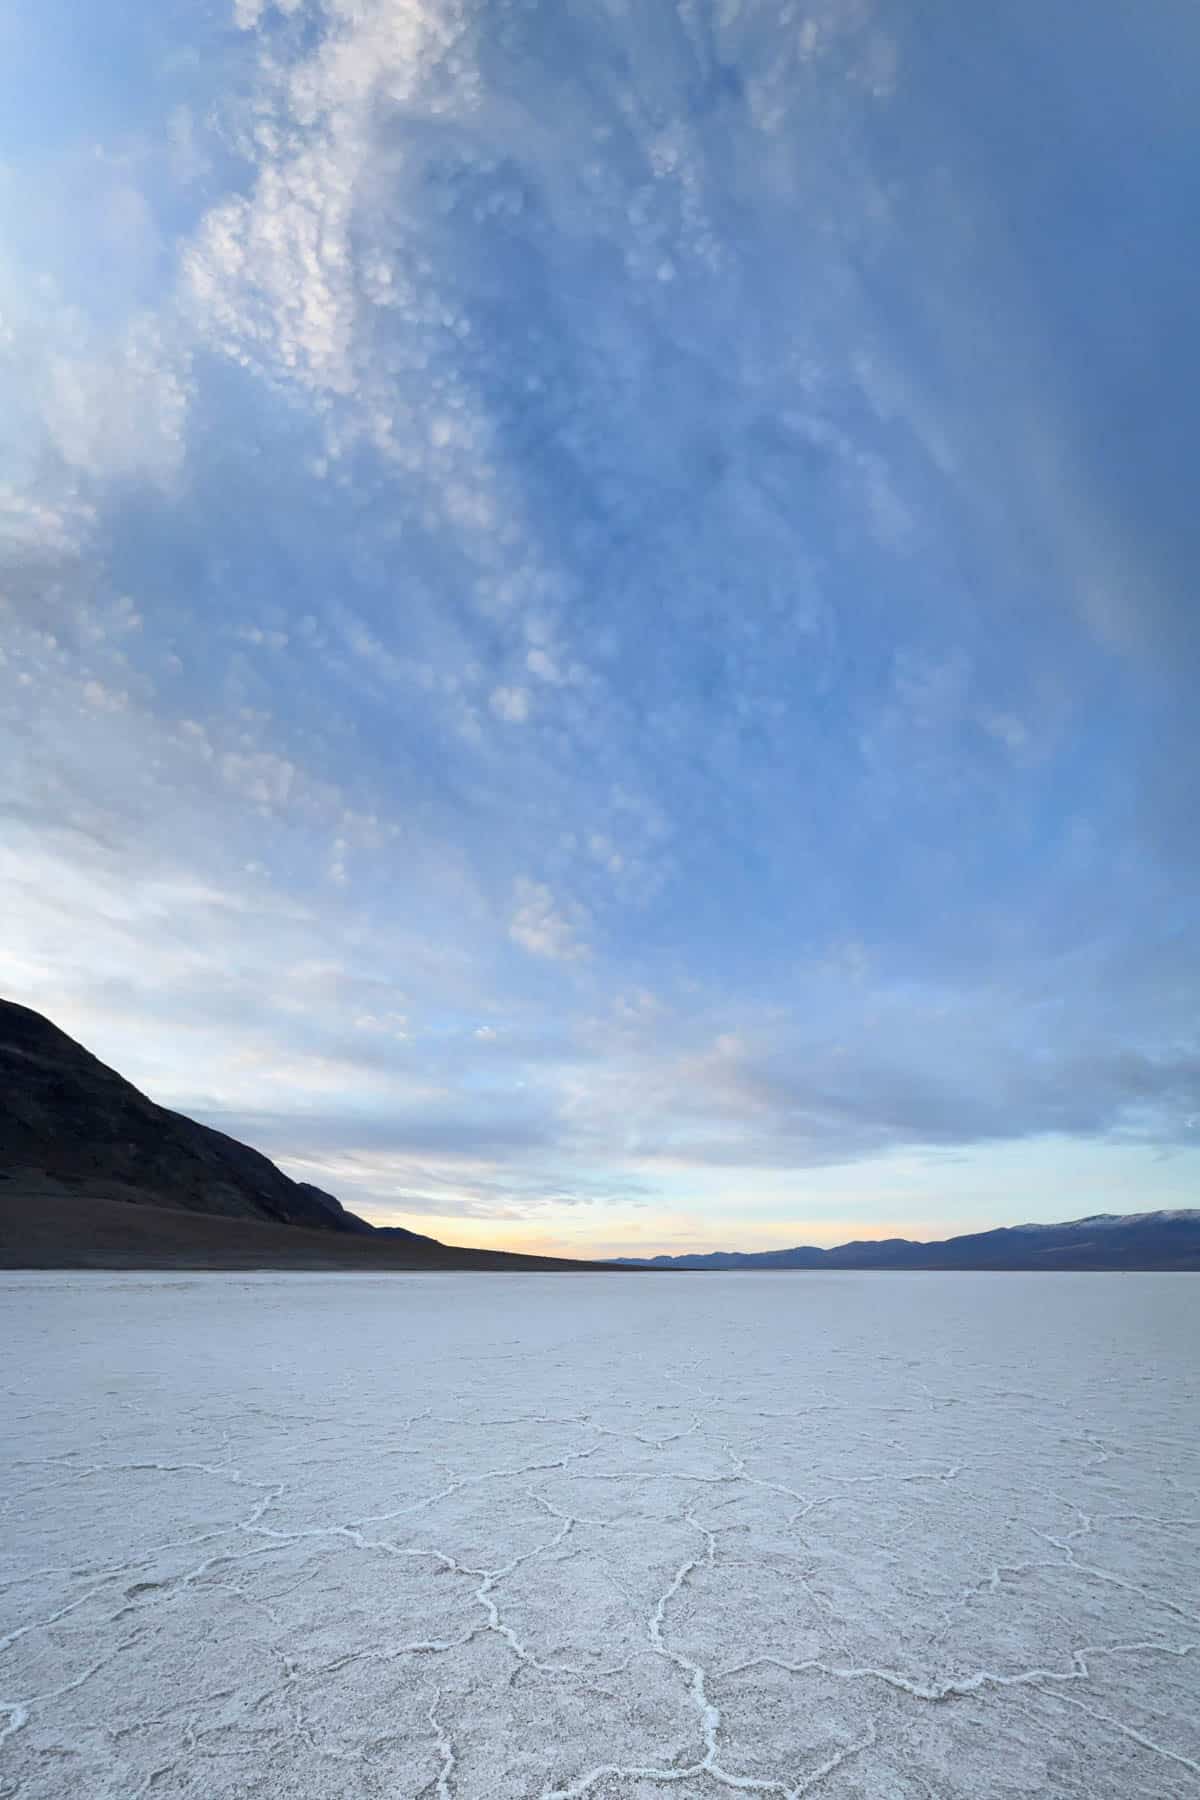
[[0, 1000, 616, 1271]]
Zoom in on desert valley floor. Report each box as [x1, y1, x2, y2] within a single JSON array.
[[1, 1271, 1197, 1798]]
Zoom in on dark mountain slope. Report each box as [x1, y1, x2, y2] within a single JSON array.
[[0, 998, 619, 1270], [0, 1181, 617, 1271], [0, 998, 375, 1234]]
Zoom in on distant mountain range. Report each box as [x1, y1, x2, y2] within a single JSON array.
[[0, 999, 613, 1271], [617, 1211, 1200, 1271], [3, 997, 1196, 1272]]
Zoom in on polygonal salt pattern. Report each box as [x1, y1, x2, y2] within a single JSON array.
[[1, 1271, 1197, 1797]]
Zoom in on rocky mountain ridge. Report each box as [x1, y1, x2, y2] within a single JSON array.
[[616, 1211, 1200, 1271]]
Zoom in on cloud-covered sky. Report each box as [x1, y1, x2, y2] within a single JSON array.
[[3, 0, 1199, 1255]]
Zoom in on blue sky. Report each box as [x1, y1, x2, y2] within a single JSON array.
[[3, 0, 1198, 1255]]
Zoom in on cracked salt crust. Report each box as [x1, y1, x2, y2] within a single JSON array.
[[0, 1271, 1197, 1797]]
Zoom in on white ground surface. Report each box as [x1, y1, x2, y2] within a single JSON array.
[[1, 1273, 1197, 1799]]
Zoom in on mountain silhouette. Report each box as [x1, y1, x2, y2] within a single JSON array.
[[0, 999, 613, 1271]]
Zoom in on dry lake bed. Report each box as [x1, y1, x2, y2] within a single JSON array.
[[1, 1272, 1197, 1797]]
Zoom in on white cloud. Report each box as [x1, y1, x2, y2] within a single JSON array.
[[184, 0, 457, 407], [614, 988, 661, 1022], [40, 314, 191, 488], [82, 680, 128, 713], [0, 487, 95, 557], [509, 878, 589, 962], [588, 832, 625, 875], [355, 1011, 409, 1037], [978, 708, 1030, 755], [526, 647, 562, 683], [489, 685, 530, 724], [236, 625, 289, 650], [0, 250, 190, 503]]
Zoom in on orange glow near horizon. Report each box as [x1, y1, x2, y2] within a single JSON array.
[[361, 1209, 958, 1260]]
